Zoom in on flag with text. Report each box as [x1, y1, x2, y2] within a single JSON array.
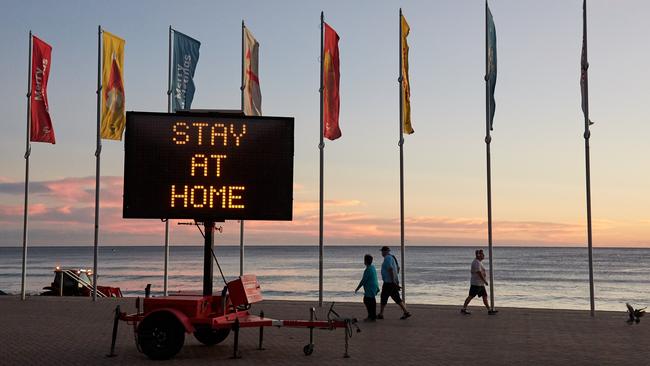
[[172, 31, 200, 112], [30, 35, 55, 144]]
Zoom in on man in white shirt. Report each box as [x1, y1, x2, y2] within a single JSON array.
[[461, 249, 497, 315]]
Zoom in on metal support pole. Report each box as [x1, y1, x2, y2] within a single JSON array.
[[203, 221, 215, 296], [309, 307, 315, 346], [239, 221, 244, 276], [21, 31, 32, 301], [484, 2, 495, 311], [398, 8, 406, 302], [318, 11, 325, 307], [163, 221, 169, 295], [93, 25, 103, 302], [164, 25, 173, 296], [585, 138, 595, 316], [240, 20, 246, 277], [59, 271, 64, 296], [582, 0, 595, 317]]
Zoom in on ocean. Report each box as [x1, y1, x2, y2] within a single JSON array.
[[0, 246, 647, 311]]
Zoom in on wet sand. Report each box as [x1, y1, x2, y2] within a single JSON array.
[[0, 296, 647, 365]]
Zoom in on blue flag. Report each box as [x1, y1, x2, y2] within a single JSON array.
[[486, 4, 497, 131], [172, 30, 200, 111], [580, 0, 593, 127]]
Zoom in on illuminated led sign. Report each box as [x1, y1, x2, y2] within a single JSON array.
[[123, 111, 294, 220]]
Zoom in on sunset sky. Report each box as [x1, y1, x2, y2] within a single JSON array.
[[1, 0, 649, 247]]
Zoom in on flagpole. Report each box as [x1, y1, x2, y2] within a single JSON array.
[[582, 0, 595, 317], [93, 25, 103, 301], [239, 19, 245, 277], [164, 25, 173, 296], [485, 1, 495, 312], [20, 31, 33, 301], [318, 11, 325, 307], [398, 9, 406, 302]]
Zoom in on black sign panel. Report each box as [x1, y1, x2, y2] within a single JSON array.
[[123, 111, 294, 220]]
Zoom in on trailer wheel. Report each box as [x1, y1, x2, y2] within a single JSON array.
[[303, 343, 314, 356], [137, 312, 185, 360], [193, 327, 231, 346]]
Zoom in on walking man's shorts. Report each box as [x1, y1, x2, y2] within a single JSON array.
[[468, 285, 487, 298], [380, 282, 402, 305]]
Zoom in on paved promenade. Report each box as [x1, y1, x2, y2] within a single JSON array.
[[1, 296, 647, 365]]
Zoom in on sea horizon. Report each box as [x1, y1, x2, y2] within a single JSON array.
[[1, 245, 647, 312]]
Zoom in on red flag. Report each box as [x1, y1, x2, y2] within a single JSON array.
[[30, 36, 55, 144], [323, 22, 341, 140]]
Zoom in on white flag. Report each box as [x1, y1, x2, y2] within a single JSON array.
[[243, 27, 262, 116]]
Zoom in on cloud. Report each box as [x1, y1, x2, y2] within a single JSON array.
[[0, 176, 648, 247]]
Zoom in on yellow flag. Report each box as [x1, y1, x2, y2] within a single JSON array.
[[400, 14, 413, 135], [101, 31, 126, 140]]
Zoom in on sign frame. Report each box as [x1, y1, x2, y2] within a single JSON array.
[[122, 110, 294, 221]]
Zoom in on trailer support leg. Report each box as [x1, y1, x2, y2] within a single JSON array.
[[309, 307, 315, 346], [257, 310, 265, 350], [231, 318, 241, 359], [106, 305, 120, 357], [302, 307, 316, 356]]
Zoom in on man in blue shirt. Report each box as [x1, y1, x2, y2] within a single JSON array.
[[377, 246, 411, 320], [355, 254, 380, 321]]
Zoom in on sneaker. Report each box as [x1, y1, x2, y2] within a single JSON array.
[[460, 308, 471, 315], [377, 314, 384, 319], [363, 317, 376, 322], [400, 312, 412, 320], [488, 309, 499, 315]]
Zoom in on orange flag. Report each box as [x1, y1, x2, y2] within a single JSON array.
[[323, 22, 341, 140]]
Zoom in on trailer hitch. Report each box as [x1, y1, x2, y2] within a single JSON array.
[[325, 302, 360, 358]]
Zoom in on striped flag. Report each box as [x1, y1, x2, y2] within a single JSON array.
[[243, 26, 262, 116]]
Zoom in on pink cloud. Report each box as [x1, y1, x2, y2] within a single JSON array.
[[0, 204, 24, 216], [57, 206, 72, 214], [1, 176, 649, 247], [29, 203, 48, 215]]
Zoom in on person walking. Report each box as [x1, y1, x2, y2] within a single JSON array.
[[355, 254, 380, 321], [461, 249, 497, 315], [377, 246, 411, 320]]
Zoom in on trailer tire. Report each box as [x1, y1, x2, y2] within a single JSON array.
[[193, 327, 231, 346], [137, 312, 185, 360]]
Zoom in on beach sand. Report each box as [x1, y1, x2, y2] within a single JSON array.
[[0, 296, 647, 365]]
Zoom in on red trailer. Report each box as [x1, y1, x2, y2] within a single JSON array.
[[110, 274, 359, 360], [112, 112, 358, 360]]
